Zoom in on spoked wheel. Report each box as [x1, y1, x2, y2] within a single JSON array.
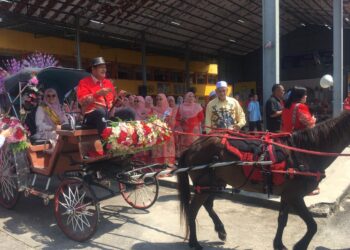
[[118, 166, 159, 210], [0, 145, 20, 209], [54, 178, 99, 242]]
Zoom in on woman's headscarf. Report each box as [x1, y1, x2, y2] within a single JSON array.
[[179, 92, 203, 119], [153, 93, 170, 118], [134, 96, 147, 120], [167, 96, 176, 108], [43, 88, 66, 123], [145, 96, 154, 108], [145, 96, 153, 114], [177, 96, 184, 106], [128, 95, 135, 109]]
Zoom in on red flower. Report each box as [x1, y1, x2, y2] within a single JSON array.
[[143, 124, 152, 135], [156, 136, 163, 144], [132, 131, 138, 145], [2, 117, 10, 124], [106, 143, 112, 150], [101, 127, 112, 140], [117, 130, 128, 144], [14, 128, 24, 140], [163, 134, 170, 141]]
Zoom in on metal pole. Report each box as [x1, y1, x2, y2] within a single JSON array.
[[262, 0, 280, 124], [75, 16, 82, 69], [333, 0, 343, 117], [217, 54, 224, 81], [141, 32, 147, 87], [185, 43, 190, 92]]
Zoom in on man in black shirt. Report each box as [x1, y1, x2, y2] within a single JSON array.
[[265, 84, 285, 132]]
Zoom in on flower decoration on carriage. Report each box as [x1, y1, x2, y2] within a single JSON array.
[[22, 74, 42, 112], [102, 117, 172, 155], [22, 52, 60, 69], [0, 116, 29, 152], [1, 52, 60, 111]]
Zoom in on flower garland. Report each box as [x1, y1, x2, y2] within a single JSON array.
[[0, 116, 29, 152], [101, 117, 172, 155]]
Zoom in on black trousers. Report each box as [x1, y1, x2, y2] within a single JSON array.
[[249, 121, 262, 131], [83, 108, 108, 135]]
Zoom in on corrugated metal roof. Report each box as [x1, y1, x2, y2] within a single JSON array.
[[0, 0, 348, 58]]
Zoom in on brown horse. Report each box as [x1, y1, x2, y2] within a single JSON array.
[[177, 111, 350, 250]]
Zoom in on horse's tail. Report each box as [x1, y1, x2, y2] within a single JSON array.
[[177, 149, 191, 239]]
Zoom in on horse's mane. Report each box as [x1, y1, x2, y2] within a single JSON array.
[[292, 111, 350, 153]]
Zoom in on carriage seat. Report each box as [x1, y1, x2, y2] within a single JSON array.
[[61, 123, 94, 131], [29, 141, 51, 152], [30, 138, 49, 145]]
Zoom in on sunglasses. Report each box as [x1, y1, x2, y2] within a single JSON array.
[[134, 100, 139, 103], [46, 94, 56, 98]]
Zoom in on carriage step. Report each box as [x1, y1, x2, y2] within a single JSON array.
[[24, 187, 54, 205]]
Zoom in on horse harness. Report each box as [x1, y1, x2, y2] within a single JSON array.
[[192, 132, 323, 196]]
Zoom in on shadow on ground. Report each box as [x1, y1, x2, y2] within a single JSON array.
[[0, 196, 181, 249], [131, 241, 239, 250]]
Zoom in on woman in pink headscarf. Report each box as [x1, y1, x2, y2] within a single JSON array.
[[133, 96, 148, 120], [167, 96, 178, 126], [175, 91, 204, 157], [145, 96, 154, 115], [152, 93, 175, 165], [33, 88, 68, 151]]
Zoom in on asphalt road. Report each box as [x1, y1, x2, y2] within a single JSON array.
[[0, 185, 350, 250]]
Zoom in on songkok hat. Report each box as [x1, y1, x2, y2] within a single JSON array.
[[91, 57, 106, 67], [209, 90, 216, 97], [216, 80, 228, 89]]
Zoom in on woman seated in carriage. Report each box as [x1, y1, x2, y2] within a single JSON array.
[[32, 88, 68, 151]]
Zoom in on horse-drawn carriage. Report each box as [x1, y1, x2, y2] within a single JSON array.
[[0, 67, 161, 241]]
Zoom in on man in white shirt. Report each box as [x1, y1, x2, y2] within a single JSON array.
[[205, 81, 246, 133]]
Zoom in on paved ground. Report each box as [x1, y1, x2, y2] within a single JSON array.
[[0, 185, 350, 250]]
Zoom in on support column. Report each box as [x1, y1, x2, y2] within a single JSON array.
[[141, 32, 147, 87], [333, 0, 343, 117], [217, 55, 224, 81], [262, 0, 280, 120], [75, 16, 81, 69], [185, 43, 190, 93]]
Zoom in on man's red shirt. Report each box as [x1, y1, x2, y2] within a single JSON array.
[[77, 76, 116, 114]]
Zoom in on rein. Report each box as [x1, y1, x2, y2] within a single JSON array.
[[173, 130, 350, 157]]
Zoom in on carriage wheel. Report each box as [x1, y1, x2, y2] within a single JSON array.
[[54, 178, 99, 242], [118, 167, 159, 210], [0, 145, 20, 209]]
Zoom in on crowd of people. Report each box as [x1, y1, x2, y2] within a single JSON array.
[[13, 56, 321, 168]]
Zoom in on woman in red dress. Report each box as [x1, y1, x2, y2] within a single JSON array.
[[282, 86, 319, 195], [343, 92, 350, 111], [281, 86, 316, 133], [175, 92, 204, 157]]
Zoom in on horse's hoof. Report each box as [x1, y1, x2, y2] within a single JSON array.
[[293, 244, 306, 250], [274, 243, 288, 250], [189, 241, 203, 250], [218, 231, 227, 241]]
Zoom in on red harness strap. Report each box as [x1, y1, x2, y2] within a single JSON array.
[[221, 135, 243, 159], [194, 185, 225, 194]]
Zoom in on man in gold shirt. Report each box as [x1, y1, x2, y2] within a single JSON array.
[[205, 81, 246, 133]]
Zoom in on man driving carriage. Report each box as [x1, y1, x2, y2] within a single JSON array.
[[77, 57, 116, 136]]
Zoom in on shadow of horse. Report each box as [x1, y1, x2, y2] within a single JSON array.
[[131, 241, 238, 250]]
